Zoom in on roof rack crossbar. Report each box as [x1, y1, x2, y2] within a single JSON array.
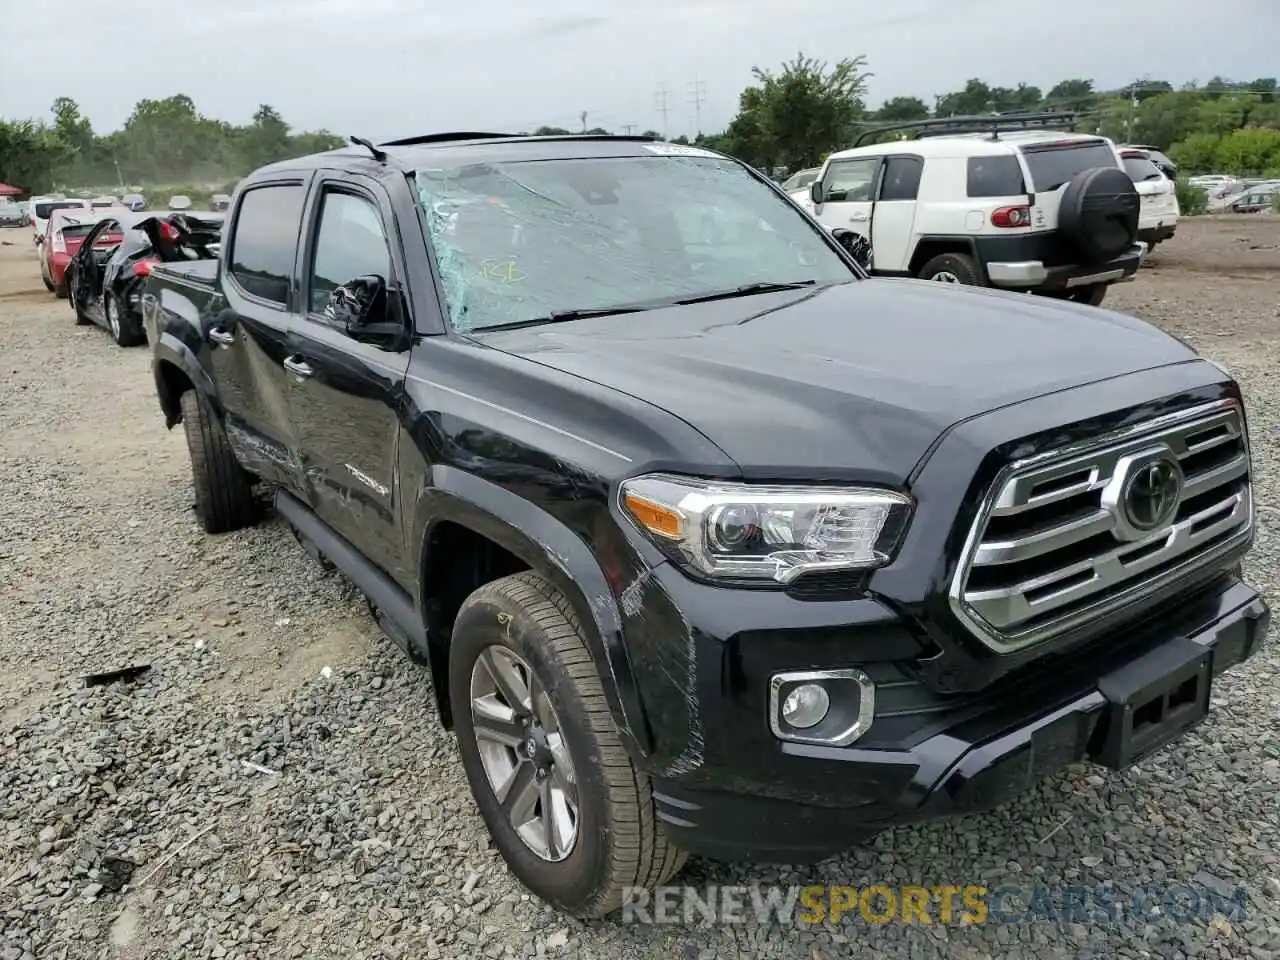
[[852, 111, 1079, 147], [378, 132, 515, 147], [377, 132, 662, 148]]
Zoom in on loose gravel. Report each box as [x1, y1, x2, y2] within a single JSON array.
[[1, 218, 1279, 960]]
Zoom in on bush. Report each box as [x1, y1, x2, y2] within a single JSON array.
[[1175, 178, 1208, 215], [1272, 193, 1280, 214]]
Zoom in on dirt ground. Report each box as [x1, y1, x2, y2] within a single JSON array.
[[1, 217, 1279, 960]]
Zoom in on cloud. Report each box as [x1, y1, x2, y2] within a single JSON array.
[[0, 0, 1273, 142]]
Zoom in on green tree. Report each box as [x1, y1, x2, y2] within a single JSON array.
[[875, 96, 929, 122], [729, 52, 871, 170], [1044, 79, 1096, 110], [0, 119, 68, 193]]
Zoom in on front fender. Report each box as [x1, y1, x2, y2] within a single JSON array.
[[418, 465, 653, 758]]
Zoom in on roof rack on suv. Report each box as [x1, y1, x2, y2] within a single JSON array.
[[851, 111, 1080, 147]]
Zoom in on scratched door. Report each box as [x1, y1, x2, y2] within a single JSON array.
[[285, 181, 412, 580]]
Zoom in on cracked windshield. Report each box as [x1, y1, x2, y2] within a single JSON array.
[[416, 154, 854, 331]]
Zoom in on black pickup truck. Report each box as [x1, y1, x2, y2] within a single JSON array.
[[141, 133, 1268, 917]]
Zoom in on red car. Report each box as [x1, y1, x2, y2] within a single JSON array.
[[39, 207, 130, 297]]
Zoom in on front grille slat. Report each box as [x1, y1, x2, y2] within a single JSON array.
[[950, 400, 1253, 652]]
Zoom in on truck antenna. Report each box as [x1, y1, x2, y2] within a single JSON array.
[[349, 136, 387, 163]]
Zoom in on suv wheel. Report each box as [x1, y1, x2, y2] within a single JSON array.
[[1069, 284, 1107, 307], [918, 252, 983, 285], [179, 390, 256, 533], [450, 572, 687, 917]]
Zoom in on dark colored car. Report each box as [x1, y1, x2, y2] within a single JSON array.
[[67, 210, 223, 346], [141, 133, 1267, 918]]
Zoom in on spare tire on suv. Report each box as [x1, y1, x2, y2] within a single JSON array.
[[1057, 166, 1140, 265]]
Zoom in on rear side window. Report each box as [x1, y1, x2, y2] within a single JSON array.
[[230, 184, 306, 305], [966, 156, 1026, 198], [1122, 154, 1163, 182], [879, 156, 923, 201], [1020, 141, 1119, 192]]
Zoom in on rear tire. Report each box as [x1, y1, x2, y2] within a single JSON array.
[[53, 279, 68, 300], [449, 572, 687, 918], [1069, 284, 1108, 306], [918, 252, 984, 285], [106, 292, 145, 347], [179, 390, 256, 534]]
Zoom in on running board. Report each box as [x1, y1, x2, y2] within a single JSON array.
[[274, 489, 427, 655]]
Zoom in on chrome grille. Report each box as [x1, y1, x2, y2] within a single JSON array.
[[950, 399, 1253, 652]]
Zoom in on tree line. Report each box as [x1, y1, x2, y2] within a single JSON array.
[[2, 62, 1278, 195], [0, 95, 343, 194]]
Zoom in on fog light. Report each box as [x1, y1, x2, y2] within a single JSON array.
[[781, 683, 830, 729], [769, 668, 876, 747]]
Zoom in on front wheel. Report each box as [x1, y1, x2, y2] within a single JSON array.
[[917, 252, 984, 285], [449, 572, 687, 917], [1068, 283, 1107, 306]]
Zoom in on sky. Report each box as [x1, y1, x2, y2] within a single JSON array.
[[2, 0, 1276, 141]]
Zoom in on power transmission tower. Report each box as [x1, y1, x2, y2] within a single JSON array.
[[621, 123, 635, 135], [688, 78, 707, 137], [654, 86, 671, 139], [580, 110, 588, 133]]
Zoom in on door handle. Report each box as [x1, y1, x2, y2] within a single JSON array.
[[283, 355, 314, 379], [849, 212, 870, 222], [208, 326, 235, 347]]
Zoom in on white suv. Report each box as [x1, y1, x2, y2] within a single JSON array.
[[799, 116, 1146, 306], [1120, 148, 1179, 249]]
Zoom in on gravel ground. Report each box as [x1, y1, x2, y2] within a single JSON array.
[[1, 217, 1278, 960]]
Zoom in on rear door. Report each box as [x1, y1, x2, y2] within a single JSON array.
[[811, 155, 883, 247], [1015, 138, 1121, 233], [285, 174, 412, 580], [869, 155, 923, 271], [215, 179, 310, 491]]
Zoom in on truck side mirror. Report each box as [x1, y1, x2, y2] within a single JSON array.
[[809, 181, 824, 206], [326, 274, 410, 351]]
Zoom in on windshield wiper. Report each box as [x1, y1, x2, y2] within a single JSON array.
[[675, 280, 817, 305], [476, 304, 653, 331]]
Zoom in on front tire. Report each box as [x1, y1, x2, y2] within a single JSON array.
[[918, 252, 984, 285], [1069, 283, 1107, 306], [450, 572, 687, 917], [179, 390, 256, 533]]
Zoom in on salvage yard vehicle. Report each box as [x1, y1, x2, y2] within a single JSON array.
[[800, 112, 1146, 305], [1121, 148, 1179, 249], [141, 132, 1268, 918], [29, 195, 89, 250], [39, 206, 130, 297], [66, 210, 223, 345]]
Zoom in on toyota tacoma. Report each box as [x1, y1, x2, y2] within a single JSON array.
[[139, 133, 1269, 918]]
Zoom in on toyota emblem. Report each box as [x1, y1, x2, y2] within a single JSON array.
[[1120, 458, 1183, 532]]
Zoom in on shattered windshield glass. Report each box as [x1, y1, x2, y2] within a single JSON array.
[[414, 154, 856, 332]]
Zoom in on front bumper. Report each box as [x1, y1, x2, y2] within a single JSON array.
[[985, 242, 1146, 292], [650, 578, 1268, 862]]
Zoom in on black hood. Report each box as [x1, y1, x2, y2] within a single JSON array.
[[480, 279, 1198, 485]]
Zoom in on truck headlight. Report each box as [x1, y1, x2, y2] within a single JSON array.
[[620, 474, 911, 584]]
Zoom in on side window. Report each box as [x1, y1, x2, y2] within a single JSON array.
[[308, 191, 392, 315], [966, 156, 1026, 198], [821, 158, 880, 203], [879, 156, 924, 201], [229, 184, 306, 305]]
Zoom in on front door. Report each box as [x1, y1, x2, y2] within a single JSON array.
[[812, 156, 882, 253], [215, 179, 310, 491], [285, 179, 412, 583]]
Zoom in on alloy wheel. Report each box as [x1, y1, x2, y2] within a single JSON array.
[[931, 271, 960, 283], [469, 646, 579, 862], [106, 296, 120, 338]]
